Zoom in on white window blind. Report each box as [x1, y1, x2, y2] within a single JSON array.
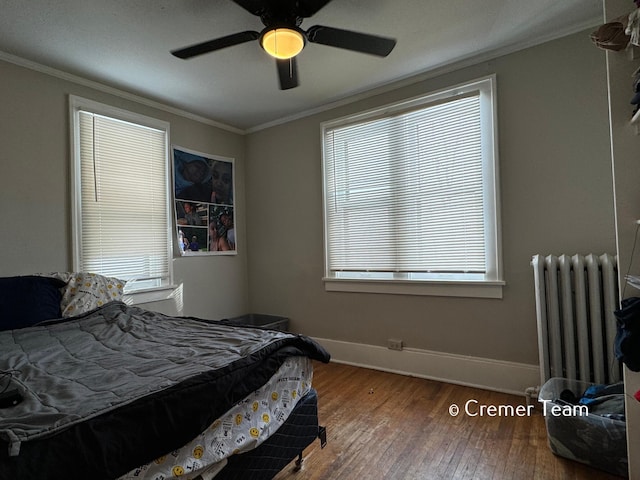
[[322, 77, 502, 294], [75, 107, 171, 292]]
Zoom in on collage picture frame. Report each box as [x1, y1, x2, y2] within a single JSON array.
[[172, 146, 236, 256]]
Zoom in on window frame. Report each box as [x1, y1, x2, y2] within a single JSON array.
[[321, 75, 504, 298], [69, 95, 175, 303]]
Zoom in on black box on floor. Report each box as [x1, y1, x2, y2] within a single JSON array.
[[222, 314, 289, 331], [538, 377, 628, 478]]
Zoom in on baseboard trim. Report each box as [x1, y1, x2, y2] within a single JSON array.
[[313, 337, 539, 397]]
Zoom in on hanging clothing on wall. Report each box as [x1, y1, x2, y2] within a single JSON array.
[[626, 8, 640, 46], [614, 296, 640, 372]]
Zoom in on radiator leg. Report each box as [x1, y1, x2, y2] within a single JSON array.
[[525, 386, 540, 408], [294, 453, 303, 471]]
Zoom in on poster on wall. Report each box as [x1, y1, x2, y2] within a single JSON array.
[[172, 146, 236, 256]]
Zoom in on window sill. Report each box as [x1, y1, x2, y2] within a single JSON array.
[[123, 285, 179, 305], [322, 277, 504, 298]]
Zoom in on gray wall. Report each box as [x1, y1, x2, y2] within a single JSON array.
[[0, 28, 617, 369], [245, 30, 616, 366], [0, 59, 249, 319]]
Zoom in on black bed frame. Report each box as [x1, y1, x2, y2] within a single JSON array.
[[214, 388, 327, 480]]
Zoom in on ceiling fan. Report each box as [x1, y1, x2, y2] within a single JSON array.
[[171, 0, 396, 90]]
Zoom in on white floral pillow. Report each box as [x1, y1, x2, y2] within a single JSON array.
[[44, 272, 126, 317]]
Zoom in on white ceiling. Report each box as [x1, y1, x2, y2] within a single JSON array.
[[0, 0, 603, 131]]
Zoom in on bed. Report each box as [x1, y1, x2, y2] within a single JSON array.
[[0, 273, 330, 480]]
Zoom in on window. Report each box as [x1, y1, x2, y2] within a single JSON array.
[[70, 96, 173, 296], [321, 76, 503, 298]]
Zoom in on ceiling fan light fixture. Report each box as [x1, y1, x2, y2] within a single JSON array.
[[261, 27, 305, 59]]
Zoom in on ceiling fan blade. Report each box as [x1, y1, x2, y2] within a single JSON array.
[[276, 57, 299, 90], [172, 31, 260, 59], [306, 25, 396, 57]]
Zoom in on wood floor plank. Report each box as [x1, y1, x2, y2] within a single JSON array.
[[273, 362, 624, 480]]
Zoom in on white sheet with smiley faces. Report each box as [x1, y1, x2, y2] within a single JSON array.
[[119, 356, 313, 480]]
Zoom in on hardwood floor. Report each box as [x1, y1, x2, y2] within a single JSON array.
[[273, 361, 624, 480]]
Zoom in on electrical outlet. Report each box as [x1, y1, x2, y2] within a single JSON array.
[[387, 338, 403, 351]]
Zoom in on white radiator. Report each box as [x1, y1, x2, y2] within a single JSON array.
[[531, 254, 620, 386]]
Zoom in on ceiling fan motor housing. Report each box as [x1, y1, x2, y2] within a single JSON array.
[[259, 24, 306, 59]]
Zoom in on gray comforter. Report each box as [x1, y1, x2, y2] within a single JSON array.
[[0, 302, 327, 470]]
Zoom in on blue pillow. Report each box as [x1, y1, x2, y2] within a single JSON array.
[[0, 276, 67, 331]]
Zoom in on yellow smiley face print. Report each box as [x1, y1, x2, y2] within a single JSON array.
[[172, 465, 184, 476], [193, 445, 204, 459], [250, 427, 260, 438]]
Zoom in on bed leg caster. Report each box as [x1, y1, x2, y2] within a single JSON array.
[[294, 453, 304, 471]]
